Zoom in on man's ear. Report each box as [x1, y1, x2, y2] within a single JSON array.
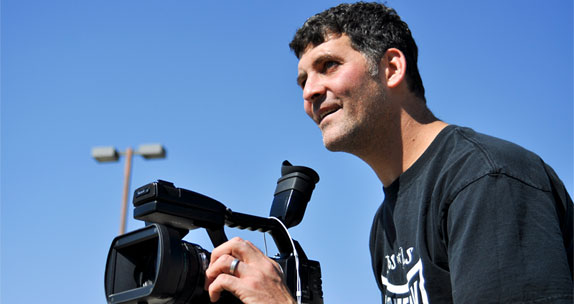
[[380, 48, 407, 89]]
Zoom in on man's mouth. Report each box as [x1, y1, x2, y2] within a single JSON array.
[[318, 107, 340, 124]]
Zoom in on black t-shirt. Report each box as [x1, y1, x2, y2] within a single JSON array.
[[369, 125, 573, 303]]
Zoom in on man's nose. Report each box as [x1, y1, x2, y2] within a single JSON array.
[[302, 75, 325, 104]]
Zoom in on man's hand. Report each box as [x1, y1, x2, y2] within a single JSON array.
[[205, 237, 296, 304]]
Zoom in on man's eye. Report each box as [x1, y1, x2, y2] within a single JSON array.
[[323, 61, 339, 72]]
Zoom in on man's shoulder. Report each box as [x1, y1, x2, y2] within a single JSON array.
[[432, 125, 551, 192]]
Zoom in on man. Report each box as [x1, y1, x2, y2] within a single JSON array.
[[205, 2, 573, 303]]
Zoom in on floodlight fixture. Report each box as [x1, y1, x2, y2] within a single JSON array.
[[136, 144, 166, 159], [92, 146, 120, 162]]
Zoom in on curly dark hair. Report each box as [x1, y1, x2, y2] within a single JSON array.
[[289, 2, 425, 100]]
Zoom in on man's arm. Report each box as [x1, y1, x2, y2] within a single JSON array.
[[205, 237, 296, 304]]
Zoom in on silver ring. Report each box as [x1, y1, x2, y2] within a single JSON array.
[[229, 258, 240, 276]]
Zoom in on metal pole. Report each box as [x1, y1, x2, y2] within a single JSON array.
[[119, 147, 134, 235]]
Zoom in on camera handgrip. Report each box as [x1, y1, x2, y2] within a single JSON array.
[[225, 209, 294, 255]]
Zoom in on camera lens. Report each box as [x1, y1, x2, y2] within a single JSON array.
[[134, 252, 156, 288], [170, 242, 212, 303], [106, 224, 214, 304]]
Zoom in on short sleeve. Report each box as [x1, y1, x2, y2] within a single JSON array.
[[445, 173, 573, 303]]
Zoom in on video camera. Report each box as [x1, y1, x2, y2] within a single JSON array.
[[104, 161, 323, 304]]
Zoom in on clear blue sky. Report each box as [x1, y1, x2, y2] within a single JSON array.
[[1, 1, 572, 303]]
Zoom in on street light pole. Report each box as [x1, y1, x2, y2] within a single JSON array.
[[119, 147, 134, 235], [92, 144, 166, 235]]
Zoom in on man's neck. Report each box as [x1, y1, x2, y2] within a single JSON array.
[[399, 118, 448, 177], [358, 101, 447, 187]]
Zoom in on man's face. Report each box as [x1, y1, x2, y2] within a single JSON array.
[[297, 34, 389, 153]]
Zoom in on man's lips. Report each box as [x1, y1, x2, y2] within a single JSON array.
[[317, 106, 341, 124]]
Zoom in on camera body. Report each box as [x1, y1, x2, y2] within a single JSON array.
[[104, 161, 323, 304]]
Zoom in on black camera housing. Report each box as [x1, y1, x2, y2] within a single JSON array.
[[104, 161, 323, 304]]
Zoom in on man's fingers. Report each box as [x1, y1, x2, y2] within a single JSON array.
[[205, 254, 243, 289], [210, 237, 261, 265], [205, 237, 294, 304], [207, 273, 240, 302]]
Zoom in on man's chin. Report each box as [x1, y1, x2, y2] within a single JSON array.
[[321, 127, 365, 154], [324, 143, 341, 152], [322, 134, 347, 152]]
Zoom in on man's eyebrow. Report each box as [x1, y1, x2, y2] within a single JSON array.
[[315, 54, 338, 63]]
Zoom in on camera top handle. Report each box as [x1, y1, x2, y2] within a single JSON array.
[[224, 209, 293, 255], [131, 161, 319, 256], [132, 182, 302, 255]]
